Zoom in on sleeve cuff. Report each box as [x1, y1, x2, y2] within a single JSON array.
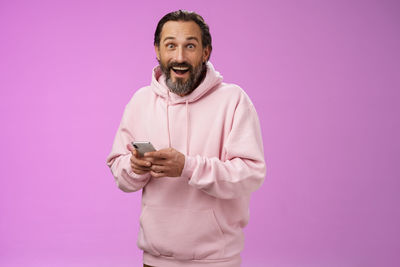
[[181, 155, 196, 180]]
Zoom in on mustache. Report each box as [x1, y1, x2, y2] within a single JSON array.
[[167, 62, 193, 70]]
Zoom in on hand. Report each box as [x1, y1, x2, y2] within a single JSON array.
[[144, 148, 185, 178], [126, 144, 152, 175]]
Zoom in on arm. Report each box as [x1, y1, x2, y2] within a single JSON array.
[[182, 94, 266, 199], [106, 103, 151, 192]]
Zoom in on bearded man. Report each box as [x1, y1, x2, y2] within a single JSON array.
[[107, 10, 266, 267]]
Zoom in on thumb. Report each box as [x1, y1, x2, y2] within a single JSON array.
[[126, 143, 139, 157], [126, 143, 135, 153]]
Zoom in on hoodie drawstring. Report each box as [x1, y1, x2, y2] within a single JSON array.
[[186, 100, 189, 155], [165, 92, 190, 155], [166, 91, 171, 148]]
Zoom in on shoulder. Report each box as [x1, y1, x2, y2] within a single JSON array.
[[131, 85, 152, 100], [126, 85, 153, 106], [217, 82, 242, 93], [216, 82, 255, 108]]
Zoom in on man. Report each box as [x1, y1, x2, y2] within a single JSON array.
[[107, 10, 266, 267]]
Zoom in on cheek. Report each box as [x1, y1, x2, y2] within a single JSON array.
[[159, 56, 171, 67], [159, 50, 171, 60], [186, 53, 201, 64]]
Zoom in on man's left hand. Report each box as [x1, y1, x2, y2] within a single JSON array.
[[144, 148, 185, 178]]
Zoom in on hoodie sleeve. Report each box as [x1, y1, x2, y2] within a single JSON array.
[[106, 101, 151, 192], [181, 93, 266, 199]]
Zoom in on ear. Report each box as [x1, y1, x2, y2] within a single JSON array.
[[155, 45, 160, 61], [202, 45, 211, 63]]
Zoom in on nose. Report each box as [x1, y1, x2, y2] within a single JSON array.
[[175, 46, 185, 63]]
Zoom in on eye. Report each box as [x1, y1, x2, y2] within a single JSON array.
[[187, 44, 195, 49], [167, 44, 175, 49]]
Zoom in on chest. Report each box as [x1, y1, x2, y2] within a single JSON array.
[[132, 98, 234, 157]]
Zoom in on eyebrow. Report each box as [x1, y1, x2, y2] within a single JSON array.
[[162, 36, 200, 43]]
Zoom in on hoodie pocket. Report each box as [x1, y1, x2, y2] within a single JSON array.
[[137, 206, 225, 260]]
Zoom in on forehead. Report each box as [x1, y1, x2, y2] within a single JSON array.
[[160, 20, 202, 42]]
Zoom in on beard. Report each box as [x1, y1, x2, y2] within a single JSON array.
[[159, 60, 206, 96]]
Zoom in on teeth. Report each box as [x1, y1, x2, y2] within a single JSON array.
[[172, 67, 189, 70]]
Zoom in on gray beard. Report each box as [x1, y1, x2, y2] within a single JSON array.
[[162, 63, 206, 96]]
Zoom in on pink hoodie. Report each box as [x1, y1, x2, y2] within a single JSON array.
[[107, 62, 266, 267]]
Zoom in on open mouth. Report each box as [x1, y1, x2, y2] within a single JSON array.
[[171, 66, 190, 75]]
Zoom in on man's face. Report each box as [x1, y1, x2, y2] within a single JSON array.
[[155, 20, 211, 96]]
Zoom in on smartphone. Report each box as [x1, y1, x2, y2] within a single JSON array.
[[131, 141, 156, 157]]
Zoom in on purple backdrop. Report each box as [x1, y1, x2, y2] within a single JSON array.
[[1, 0, 399, 266]]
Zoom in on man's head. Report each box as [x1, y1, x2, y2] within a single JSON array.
[[154, 10, 212, 96]]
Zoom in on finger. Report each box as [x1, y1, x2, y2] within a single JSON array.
[[147, 158, 168, 165], [150, 170, 166, 178], [131, 156, 152, 168], [142, 156, 156, 162], [144, 150, 169, 159], [150, 164, 168, 173], [132, 163, 151, 171], [132, 167, 149, 175]]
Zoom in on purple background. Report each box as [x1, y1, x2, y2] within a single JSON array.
[[1, 0, 399, 266]]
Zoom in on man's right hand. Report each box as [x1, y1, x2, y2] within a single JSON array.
[[126, 144, 152, 175]]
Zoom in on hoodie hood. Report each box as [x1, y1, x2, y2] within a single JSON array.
[[151, 61, 223, 104]]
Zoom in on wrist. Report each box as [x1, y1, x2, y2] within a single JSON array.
[[181, 155, 196, 179]]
